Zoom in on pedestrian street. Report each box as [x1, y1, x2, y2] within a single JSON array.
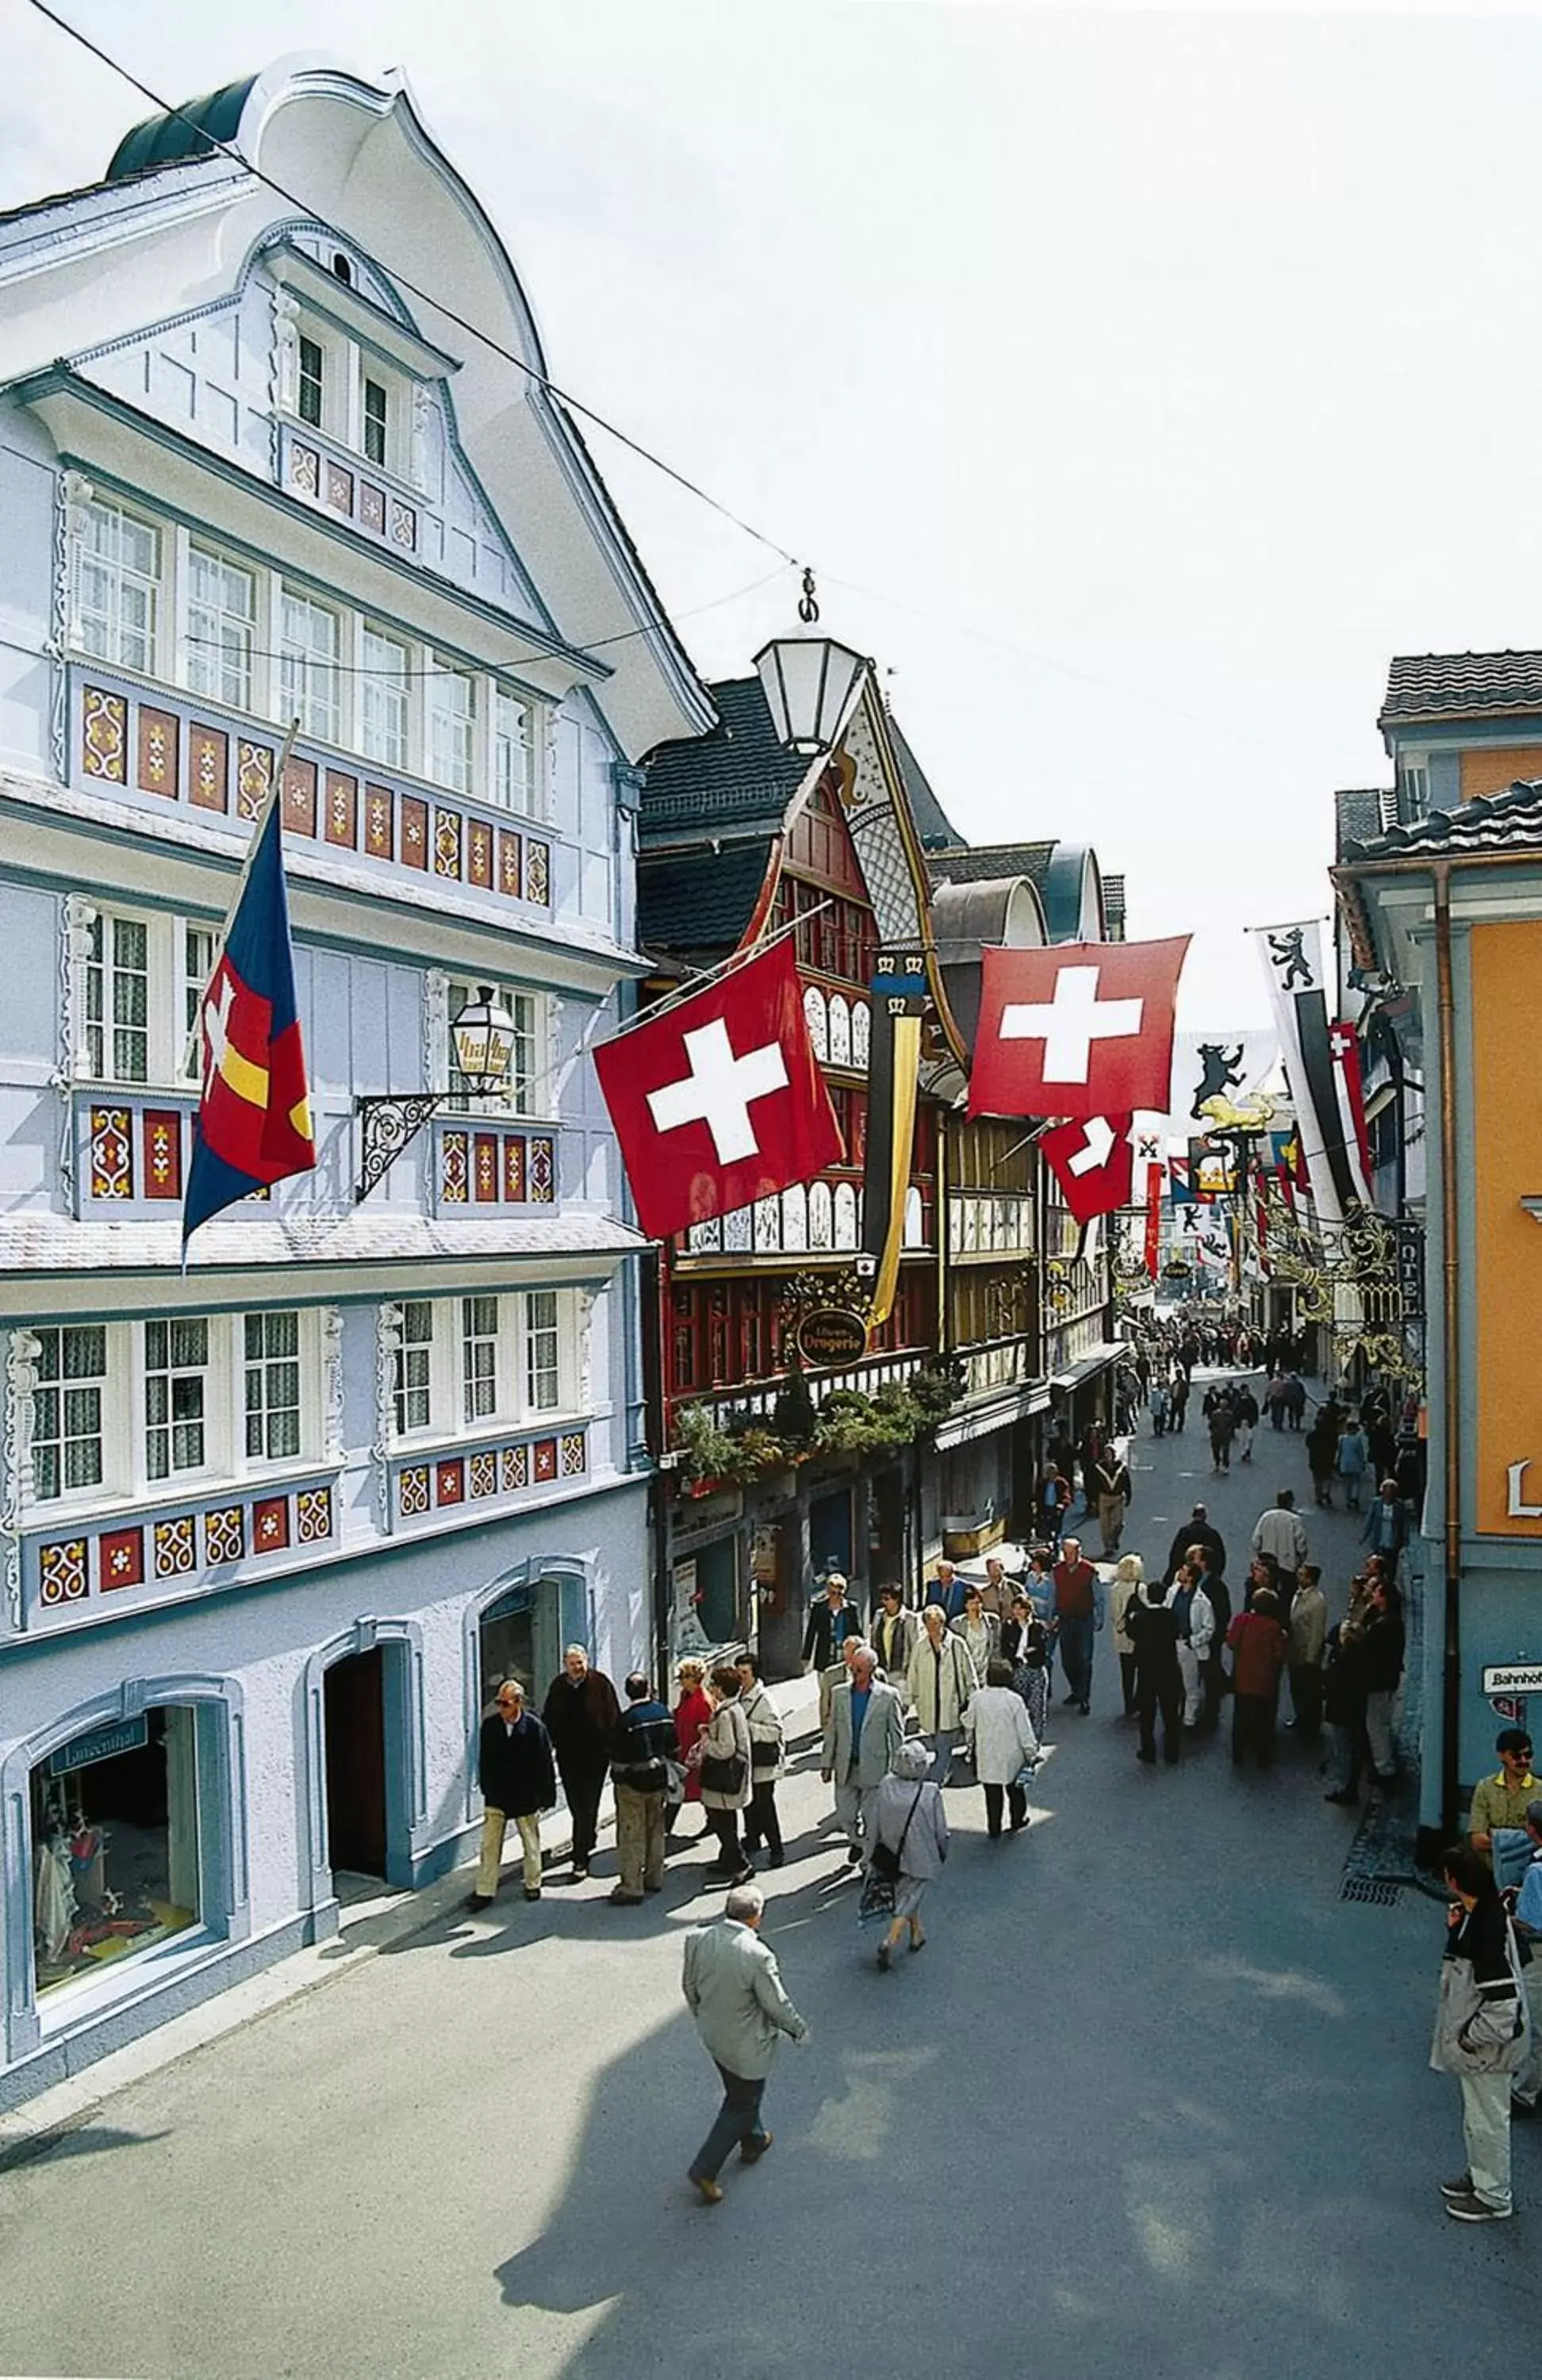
[[1, 1372, 1536, 2380]]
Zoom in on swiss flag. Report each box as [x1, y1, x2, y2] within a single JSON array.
[[968, 936, 1190, 1121], [1040, 1114, 1134, 1224], [593, 939, 842, 1242]]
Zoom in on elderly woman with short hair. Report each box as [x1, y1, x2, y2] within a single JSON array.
[[670, 1658, 713, 1841], [867, 1737, 949, 1971]]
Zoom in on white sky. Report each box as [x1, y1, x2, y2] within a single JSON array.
[[5, 2, 1540, 1023]]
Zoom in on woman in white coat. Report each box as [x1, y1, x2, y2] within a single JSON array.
[[695, 1666, 754, 1883], [963, 1657, 1039, 1837], [1168, 1560, 1215, 1730]]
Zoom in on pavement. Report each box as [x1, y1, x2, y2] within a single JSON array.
[[2, 1369, 1540, 2380]]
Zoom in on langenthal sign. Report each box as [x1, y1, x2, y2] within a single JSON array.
[[797, 1307, 870, 1367]]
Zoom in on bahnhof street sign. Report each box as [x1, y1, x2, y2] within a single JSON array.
[[1482, 1663, 1542, 1698]]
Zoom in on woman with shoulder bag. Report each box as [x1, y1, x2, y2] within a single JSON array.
[[736, 1651, 785, 1868], [695, 1666, 754, 1883], [865, 1737, 949, 1971], [1432, 1841, 1532, 2221]]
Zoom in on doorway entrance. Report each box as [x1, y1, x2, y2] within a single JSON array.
[[478, 1580, 562, 1722], [324, 1649, 387, 1881]]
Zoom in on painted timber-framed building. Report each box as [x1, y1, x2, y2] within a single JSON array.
[[0, 60, 712, 2107]]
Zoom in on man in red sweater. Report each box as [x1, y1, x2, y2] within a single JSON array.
[[1226, 1587, 1289, 1769], [1052, 1537, 1105, 1717]]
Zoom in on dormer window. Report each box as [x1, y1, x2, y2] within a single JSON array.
[[297, 335, 324, 429]]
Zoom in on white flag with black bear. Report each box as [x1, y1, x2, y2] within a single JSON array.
[[1252, 920, 1370, 1226]]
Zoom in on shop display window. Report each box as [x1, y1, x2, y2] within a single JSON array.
[[30, 1706, 200, 1996]]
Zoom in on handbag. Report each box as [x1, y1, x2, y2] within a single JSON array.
[[699, 1751, 747, 1795], [867, 1783, 926, 1889]]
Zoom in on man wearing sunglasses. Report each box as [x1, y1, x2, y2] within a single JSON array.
[[1469, 1729, 1540, 1863]]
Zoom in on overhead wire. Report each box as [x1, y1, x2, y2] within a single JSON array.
[[24, 1, 1317, 765]]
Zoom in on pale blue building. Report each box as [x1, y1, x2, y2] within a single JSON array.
[[0, 60, 712, 2108]]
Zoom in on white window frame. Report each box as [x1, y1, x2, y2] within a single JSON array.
[[278, 585, 343, 746], [359, 621, 411, 770], [428, 659, 475, 797], [444, 977, 547, 1118], [74, 904, 221, 1090], [491, 686, 544, 819], [385, 1292, 581, 1449], [24, 1311, 320, 1518], [29, 1323, 110, 1507], [184, 543, 257, 713], [74, 496, 160, 675]]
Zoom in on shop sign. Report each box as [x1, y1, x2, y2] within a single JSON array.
[[1483, 1663, 1542, 1698], [50, 1714, 148, 1776], [797, 1307, 869, 1367], [1394, 1221, 1425, 1317]]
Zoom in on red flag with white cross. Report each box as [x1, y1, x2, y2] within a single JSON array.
[[593, 938, 842, 1242], [967, 937, 1191, 1121], [1039, 1114, 1135, 1224]]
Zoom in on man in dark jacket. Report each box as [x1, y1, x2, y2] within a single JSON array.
[[542, 1645, 621, 1881], [1126, 1577, 1183, 1764], [1164, 1503, 1226, 1587], [802, 1573, 864, 1668], [609, 1673, 678, 1904], [471, 1678, 556, 1910]]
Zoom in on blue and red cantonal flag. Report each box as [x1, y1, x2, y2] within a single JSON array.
[[182, 789, 315, 1247]]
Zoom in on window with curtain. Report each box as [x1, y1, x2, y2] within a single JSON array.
[[186, 547, 255, 712]]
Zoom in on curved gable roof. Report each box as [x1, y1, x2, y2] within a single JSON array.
[[106, 79, 259, 179]]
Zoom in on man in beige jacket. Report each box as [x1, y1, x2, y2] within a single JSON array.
[[682, 1883, 810, 2205]]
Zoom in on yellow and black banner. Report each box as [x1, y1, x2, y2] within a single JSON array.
[[862, 954, 927, 1327]]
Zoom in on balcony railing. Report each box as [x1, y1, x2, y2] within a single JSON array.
[[73, 665, 558, 924], [679, 1349, 924, 1436]]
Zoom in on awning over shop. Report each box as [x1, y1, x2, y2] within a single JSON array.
[[934, 1378, 1052, 1451], [1048, 1341, 1127, 1395]]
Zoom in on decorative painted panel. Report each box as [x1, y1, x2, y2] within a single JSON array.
[[136, 705, 179, 799], [324, 459, 355, 515], [529, 1136, 555, 1203], [189, 723, 228, 812], [142, 1109, 183, 1200], [204, 1506, 245, 1565], [296, 1484, 333, 1543], [359, 481, 386, 536], [289, 440, 321, 496], [252, 1495, 290, 1553], [236, 739, 273, 821], [364, 784, 394, 859], [441, 1130, 469, 1203], [433, 807, 462, 880], [524, 839, 550, 906], [38, 1540, 87, 1605], [282, 755, 317, 837], [466, 817, 493, 889], [324, 770, 358, 847], [152, 1514, 196, 1579], [473, 1133, 498, 1203], [400, 794, 428, 870], [560, 1430, 587, 1477], [435, 1457, 465, 1507], [398, 1464, 431, 1518], [498, 831, 522, 899], [469, 1450, 497, 1499], [89, 1107, 132, 1200], [389, 497, 418, 550], [501, 1137, 525, 1203], [501, 1443, 528, 1492], [82, 687, 127, 782], [533, 1438, 558, 1483], [98, 1526, 144, 1591]]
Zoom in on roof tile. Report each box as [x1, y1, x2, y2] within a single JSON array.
[[1380, 651, 1542, 727]]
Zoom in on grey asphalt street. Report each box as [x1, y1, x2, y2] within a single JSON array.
[[2, 1372, 1538, 2380]]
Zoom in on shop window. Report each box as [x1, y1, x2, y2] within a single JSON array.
[[31, 1706, 200, 1998]]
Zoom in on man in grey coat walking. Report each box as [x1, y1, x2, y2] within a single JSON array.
[[682, 1883, 810, 2204], [822, 1643, 904, 1863]]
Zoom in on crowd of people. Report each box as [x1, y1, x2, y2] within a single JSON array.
[[468, 1317, 1542, 2223]]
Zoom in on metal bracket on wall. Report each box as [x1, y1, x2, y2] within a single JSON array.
[[355, 1094, 444, 1203]]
